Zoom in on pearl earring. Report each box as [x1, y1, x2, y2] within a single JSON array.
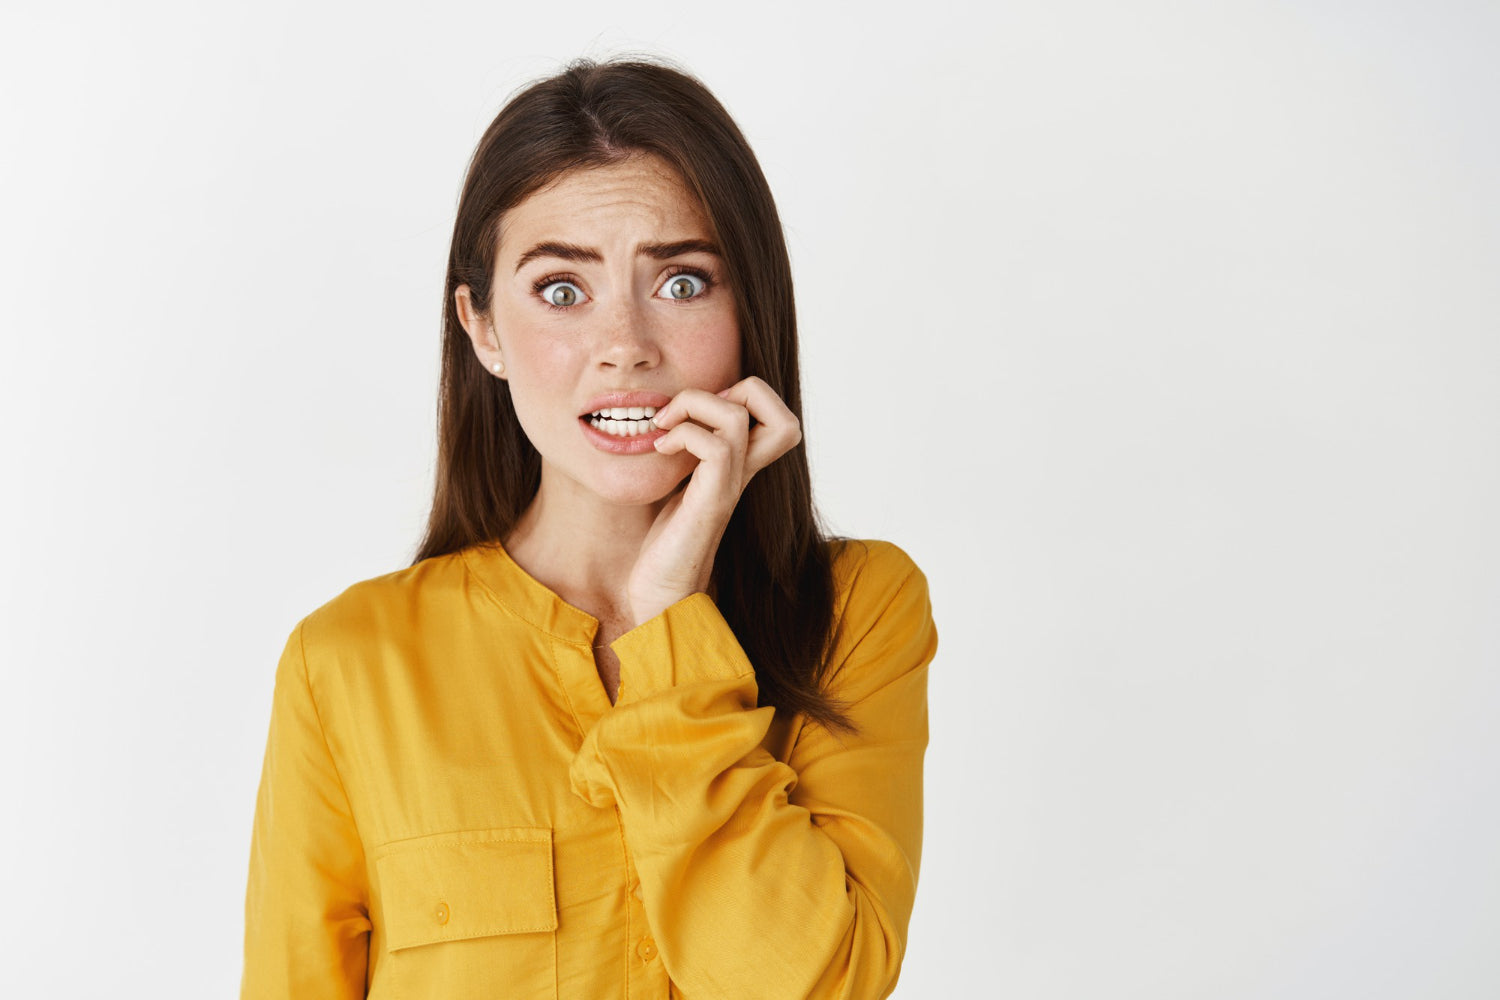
[[491, 361, 505, 374]]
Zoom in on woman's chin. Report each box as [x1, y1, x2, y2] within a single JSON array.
[[535, 447, 697, 510], [592, 468, 691, 508], [567, 452, 693, 508]]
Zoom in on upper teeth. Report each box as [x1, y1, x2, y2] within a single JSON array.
[[589, 406, 657, 420]]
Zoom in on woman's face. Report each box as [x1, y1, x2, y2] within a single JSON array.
[[457, 154, 742, 509]]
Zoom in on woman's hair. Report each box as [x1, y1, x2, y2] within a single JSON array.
[[413, 57, 853, 733]]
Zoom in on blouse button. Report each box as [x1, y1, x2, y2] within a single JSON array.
[[632, 883, 643, 902], [434, 902, 450, 925], [637, 937, 657, 962]]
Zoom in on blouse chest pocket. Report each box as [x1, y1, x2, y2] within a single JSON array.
[[373, 827, 558, 999]]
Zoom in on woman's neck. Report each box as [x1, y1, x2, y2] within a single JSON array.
[[502, 472, 668, 615]]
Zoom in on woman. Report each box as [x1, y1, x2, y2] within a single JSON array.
[[241, 57, 937, 1000]]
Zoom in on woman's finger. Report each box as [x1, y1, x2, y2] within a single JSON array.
[[651, 388, 748, 434], [651, 388, 749, 468], [715, 376, 801, 477], [652, 420, 738, 500]]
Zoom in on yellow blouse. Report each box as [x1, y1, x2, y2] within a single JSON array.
[[240, 537, 936, 999]]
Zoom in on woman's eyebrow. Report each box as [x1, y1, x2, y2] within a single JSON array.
[[513, 238, 721, 273], [514, 241, 600, 273], [637, 239, 721, 260]]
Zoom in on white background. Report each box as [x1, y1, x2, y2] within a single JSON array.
[[3, 1, 1498, 996]]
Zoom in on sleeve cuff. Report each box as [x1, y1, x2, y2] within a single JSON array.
[[612, 592, 755, 705]]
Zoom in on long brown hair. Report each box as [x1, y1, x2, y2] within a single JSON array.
[[413, 57, 852, 733]]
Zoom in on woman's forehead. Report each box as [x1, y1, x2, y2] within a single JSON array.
[[501, 155, 711, 249]]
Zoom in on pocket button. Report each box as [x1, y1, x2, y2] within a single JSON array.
[[434, 902, 450, 925]]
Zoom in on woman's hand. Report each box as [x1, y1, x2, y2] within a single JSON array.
[[625, 375, 801, 625]]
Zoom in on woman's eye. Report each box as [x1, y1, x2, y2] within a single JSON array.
[[539, 281, 586, 307], [659, 273, 706, 301]]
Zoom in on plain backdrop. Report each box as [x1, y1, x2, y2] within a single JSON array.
[[2, 1, 1498, 996]]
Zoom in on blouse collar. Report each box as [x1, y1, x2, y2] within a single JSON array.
[[458, 540, 600, 646]]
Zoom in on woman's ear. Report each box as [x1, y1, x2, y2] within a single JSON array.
[[455, 284, 506, 378]]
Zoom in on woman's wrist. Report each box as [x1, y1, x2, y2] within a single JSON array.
[[628, 579, 710, 629]]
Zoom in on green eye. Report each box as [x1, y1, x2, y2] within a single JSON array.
[[539, 281, 584, 307], [660, 274, 706, 300]]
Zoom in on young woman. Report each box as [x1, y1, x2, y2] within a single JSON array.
[[241, 57, 937, 1000]]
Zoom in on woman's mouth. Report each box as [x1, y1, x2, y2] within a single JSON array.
[[583, 405, 659, 437], [577, 392, 672, 453]]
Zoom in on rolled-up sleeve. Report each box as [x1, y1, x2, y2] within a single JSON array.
[[569, 541, 936, 999]]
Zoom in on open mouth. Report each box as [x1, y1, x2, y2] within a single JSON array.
[[581, 406, 660, 437]]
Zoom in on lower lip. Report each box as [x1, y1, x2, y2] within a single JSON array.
[[579, 416, 668, 454]]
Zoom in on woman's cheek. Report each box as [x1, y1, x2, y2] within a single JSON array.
[[679, 315, 741, 387]]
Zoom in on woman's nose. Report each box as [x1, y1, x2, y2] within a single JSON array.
[[593, 299, 661, 371]]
